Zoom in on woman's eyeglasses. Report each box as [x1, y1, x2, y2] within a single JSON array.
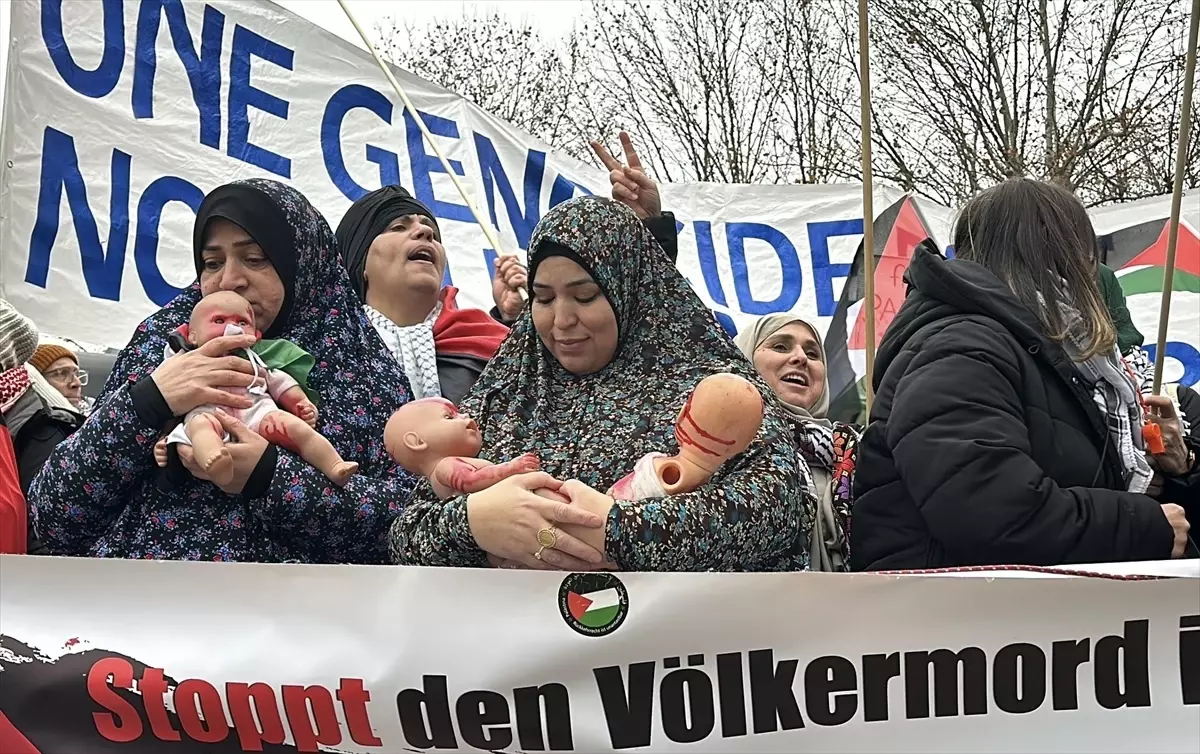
[[44, 367, 88, 386]]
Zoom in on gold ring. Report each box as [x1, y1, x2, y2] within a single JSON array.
[[535, 546, 546, 560], [536, 527, 558, 548]]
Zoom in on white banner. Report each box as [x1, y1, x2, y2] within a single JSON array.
[[0, 556, 1198, 753], [0, 0, 1196, 385]]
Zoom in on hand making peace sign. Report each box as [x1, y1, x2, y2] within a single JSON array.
[[590, 131, 661, 220]]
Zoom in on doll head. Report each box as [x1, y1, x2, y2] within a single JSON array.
[[188, 291, 260, 346], [385, 398, 483, 476], [673, 372, 764, 474]]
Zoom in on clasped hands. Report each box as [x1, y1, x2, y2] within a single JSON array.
[[467, 472, 619, 571]]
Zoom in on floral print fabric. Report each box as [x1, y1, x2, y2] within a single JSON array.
[[29, 179, 416, 563], [389, 196, 813, 571]]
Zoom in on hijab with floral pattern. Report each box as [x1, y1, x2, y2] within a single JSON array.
[[392, 196, 814, 572]]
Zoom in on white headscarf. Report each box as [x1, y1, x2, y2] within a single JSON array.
[[735, 313, 846, 572]]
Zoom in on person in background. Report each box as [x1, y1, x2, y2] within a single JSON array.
[[852, 178, 1192, 571], [28, 344, 89, 413], [1097, 261, 1155, 392], [29, 179, 416, 563], [0, 299, 40, 554], [736, 314, 859, 571], [390, 197, 810, 572], [337, 186, 518, 404]]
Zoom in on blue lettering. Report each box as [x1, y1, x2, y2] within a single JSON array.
[[549, 175, 593, 208], [1143, 342, 1200, 387], [135, 176, 204, 305], [714, 312, 738, 337], [405, 111, 472, 223], [132, 0, 224, 149], [26, 128, 130, 301], [726, 222, 802, 315], [473, 135, 544, 250], [41, 0, 124, 98], [807, 219, 861, 316], [321, 84, 399, 201], [228, 25, 293, 177], [692, 221, 728, 307]]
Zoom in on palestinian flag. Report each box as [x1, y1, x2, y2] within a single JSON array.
[[565, 587, 622, 629], [1099, 215, 1200, 384], [826, 195, 940, 423]]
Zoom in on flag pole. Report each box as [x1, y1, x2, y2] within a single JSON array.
[[1152, 0, 1200, 394], [334, 0, 526, 301], [857, 0, 877, 415]]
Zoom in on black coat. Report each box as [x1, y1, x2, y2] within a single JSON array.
[[1162, 384, 1200, 522], [851, 247, 1174, 571]]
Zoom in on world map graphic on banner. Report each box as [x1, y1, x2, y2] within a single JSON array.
[[0, 0, 1196, 392]]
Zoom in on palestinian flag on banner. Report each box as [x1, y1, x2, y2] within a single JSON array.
[[1099, 218, 1200, 297], [565, 587, 622, 629], [1098, 216, 1200, 384], [826, 195, 940, 423]]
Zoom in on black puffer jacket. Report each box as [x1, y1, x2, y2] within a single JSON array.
[[851, 247, 1174, 571]]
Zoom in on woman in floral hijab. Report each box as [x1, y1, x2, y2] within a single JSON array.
[[30, 179, 415, 563], [390, 196, 813, 572]]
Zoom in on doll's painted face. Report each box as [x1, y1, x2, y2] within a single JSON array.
[[385, 398, 482, 469], [188, 291, 258, 346]]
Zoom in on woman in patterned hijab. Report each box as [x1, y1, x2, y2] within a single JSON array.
[[390, 196, 813, 572], [29, 179, 416, 563]]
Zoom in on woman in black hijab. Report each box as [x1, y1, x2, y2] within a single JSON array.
[[29, 179, 417, 563], [337, 186, 519, 404]]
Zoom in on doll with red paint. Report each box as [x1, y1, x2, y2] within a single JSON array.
[[384, 397, 538, 499], [155, 291, 358, 487]]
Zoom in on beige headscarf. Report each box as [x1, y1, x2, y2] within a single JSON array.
[[735, 313, 845, 572]]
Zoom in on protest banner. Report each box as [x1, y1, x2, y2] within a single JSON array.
[[0, 555, 1197, 753], [0, 0, 1196, 385]]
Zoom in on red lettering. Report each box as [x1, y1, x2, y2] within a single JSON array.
[[87, 658, 143, 743], [174, 679, 227, 744], [226, 682, 286, 751], [139, 667, 180, 741], [337, 678, 382, 746], [282, 685, 341, 751]]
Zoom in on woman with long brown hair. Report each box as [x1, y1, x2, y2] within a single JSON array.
[[852, 178, 1193, 570]]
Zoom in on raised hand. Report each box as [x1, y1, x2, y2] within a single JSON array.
[[589, 131, 661, 219]]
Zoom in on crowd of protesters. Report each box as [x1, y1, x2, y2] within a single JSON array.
[[1, 133, 1196, 572]]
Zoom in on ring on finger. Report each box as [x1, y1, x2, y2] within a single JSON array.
[[536, 526, 558, 549]]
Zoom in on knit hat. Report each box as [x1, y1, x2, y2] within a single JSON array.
[[29, 344, 77, 374], [0, 299, 39, 373]]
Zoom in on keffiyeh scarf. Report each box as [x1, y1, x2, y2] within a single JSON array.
[[1057, 300, 1154, 493], [365, 303, 442, 400]]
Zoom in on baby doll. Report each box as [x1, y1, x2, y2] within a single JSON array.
[[606, 372, 763, 500], [157, 291, 358, 487], [384, 397, 538, 499]]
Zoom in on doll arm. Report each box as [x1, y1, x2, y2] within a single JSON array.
[[431, 453, 539, 494], [276, 384, 317, 427]]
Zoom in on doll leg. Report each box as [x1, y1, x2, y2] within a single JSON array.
[[186, 413, 234, 487], [258, 410, 358, 487]]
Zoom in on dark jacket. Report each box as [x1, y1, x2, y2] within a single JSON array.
[[851, 247, 1174, 571], [5, 390, 83, 553], [1161, 383, 1200, 522]]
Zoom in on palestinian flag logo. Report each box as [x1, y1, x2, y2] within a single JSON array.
[[1100, 218, 1200, 296], [558, 573, 629, 637]]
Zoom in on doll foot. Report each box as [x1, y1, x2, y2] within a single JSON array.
[[330, 461, 358, 487], [202, 449, 234, 487]]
